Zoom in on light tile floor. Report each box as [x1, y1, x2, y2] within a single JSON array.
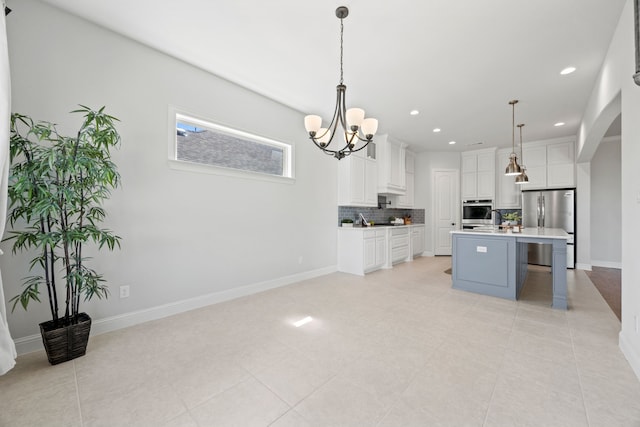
[[1, 256, 639, 427]]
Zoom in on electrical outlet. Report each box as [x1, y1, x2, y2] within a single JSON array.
[[119, 285, 130, 299], [636, 315, 639, 334], [298, 256, 303, 265]]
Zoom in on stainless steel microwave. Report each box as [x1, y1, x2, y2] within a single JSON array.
[[462, 200, 493, 225]]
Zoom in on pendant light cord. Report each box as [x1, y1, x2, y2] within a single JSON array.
[[519, 124, 524, 162], [512, 102, 515, 153], [339, 17, 344, 85]]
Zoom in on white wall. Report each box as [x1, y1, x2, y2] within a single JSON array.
[[414, 151, 460, 254], [576, 162, 591, 270], [2, 0, 338, 344], [590, 137, 622, 268], [578, 0, 640, 379]]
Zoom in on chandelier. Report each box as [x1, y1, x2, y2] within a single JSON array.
[[303, 6, 378, 160], [504, 100, 522, 176], [515, 123, 529, 184]]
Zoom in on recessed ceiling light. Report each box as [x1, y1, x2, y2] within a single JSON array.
[[554, 122, 565, 127], [433, 128, 441, 133], [448, 141, 456, 145], [410, 110, 420, 116], [560, 67, 576, 75]]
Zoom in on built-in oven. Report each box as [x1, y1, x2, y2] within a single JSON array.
[[462, 199, 494, 227]]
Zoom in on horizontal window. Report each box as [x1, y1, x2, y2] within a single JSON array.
[[170, 111, 293, 180]]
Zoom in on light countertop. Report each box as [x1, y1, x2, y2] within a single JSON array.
[[451, 227, 568, 240], [339, 224, 424, 230]]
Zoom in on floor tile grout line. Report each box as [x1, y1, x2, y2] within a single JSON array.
[[184, 366, 256, 415], [251, 368, 298, 427], [237, 333, 347, 421], [374, 340, 443, 427], [73, 360, 84, 427], [253, 363, 340, 425], [480, 305, 517, 427], [568, 326, 593, 427]]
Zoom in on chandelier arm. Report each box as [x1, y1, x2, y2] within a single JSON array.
[[338, 86, 348, 137], [307, 134, 342, 158], [331, 84, 351, 153], [309, 136, 330, 150], [348, 143, 370, 153], [337, 87, 354, 152], [313, 87, 344, 150]]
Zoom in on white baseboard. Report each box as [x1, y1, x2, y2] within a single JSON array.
[[576, 263, 592, 271], [422, 251, 435, 257], [14, 265, 337, 356], [591, 260, 622, 269], [620, 331, 640, 382]]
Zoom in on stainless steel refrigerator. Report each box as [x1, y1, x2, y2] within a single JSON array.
[[521, 189, 575, 268]]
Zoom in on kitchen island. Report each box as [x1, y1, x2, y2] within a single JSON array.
[[450, 228, 569, 309]]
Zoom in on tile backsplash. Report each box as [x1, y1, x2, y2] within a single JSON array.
[[338, 196, 425, 226]]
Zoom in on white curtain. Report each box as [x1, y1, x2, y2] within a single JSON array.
[[0, 2, 16, 375]]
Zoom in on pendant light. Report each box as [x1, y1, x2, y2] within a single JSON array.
[[505, 100, 522, 176], [515, 123, 529, 184], [303, 6, 378, 160]]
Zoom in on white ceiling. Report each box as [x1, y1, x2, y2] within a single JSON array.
[[41, 0, 626, 152]]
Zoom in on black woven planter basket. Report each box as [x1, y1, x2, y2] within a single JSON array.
[[39, 313, 92, 365]]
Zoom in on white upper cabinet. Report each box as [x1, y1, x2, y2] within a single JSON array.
[[377, 134, 407, 195], [393, 151, 415, 208], [522, 144, 547, 188], [337, 148, 378, 207], [546, 141, 575, 188], [461, 148, 496, 200], [521, 139, 575, 190]]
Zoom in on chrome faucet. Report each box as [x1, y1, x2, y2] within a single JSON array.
[[491, 209, 502, 225], [359, 213, 369, 226]]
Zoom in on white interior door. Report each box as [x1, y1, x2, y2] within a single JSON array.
[[433, 169, 460, 256]]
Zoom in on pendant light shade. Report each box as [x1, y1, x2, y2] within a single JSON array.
[[505, 100, 522, 176], [505, 153, 522, 176], [515, 123, 529, 185]]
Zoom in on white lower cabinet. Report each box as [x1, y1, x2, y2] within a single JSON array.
[[363, 232, 386, 272], [375, 235, 386, 268], [338, 225, 423, 275], [338, 228, 387, 275], [411, 225, 425, 256], [389, 227, 411, 265]]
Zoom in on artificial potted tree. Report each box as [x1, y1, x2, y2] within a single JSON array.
[[5, 106, 122, 365]]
